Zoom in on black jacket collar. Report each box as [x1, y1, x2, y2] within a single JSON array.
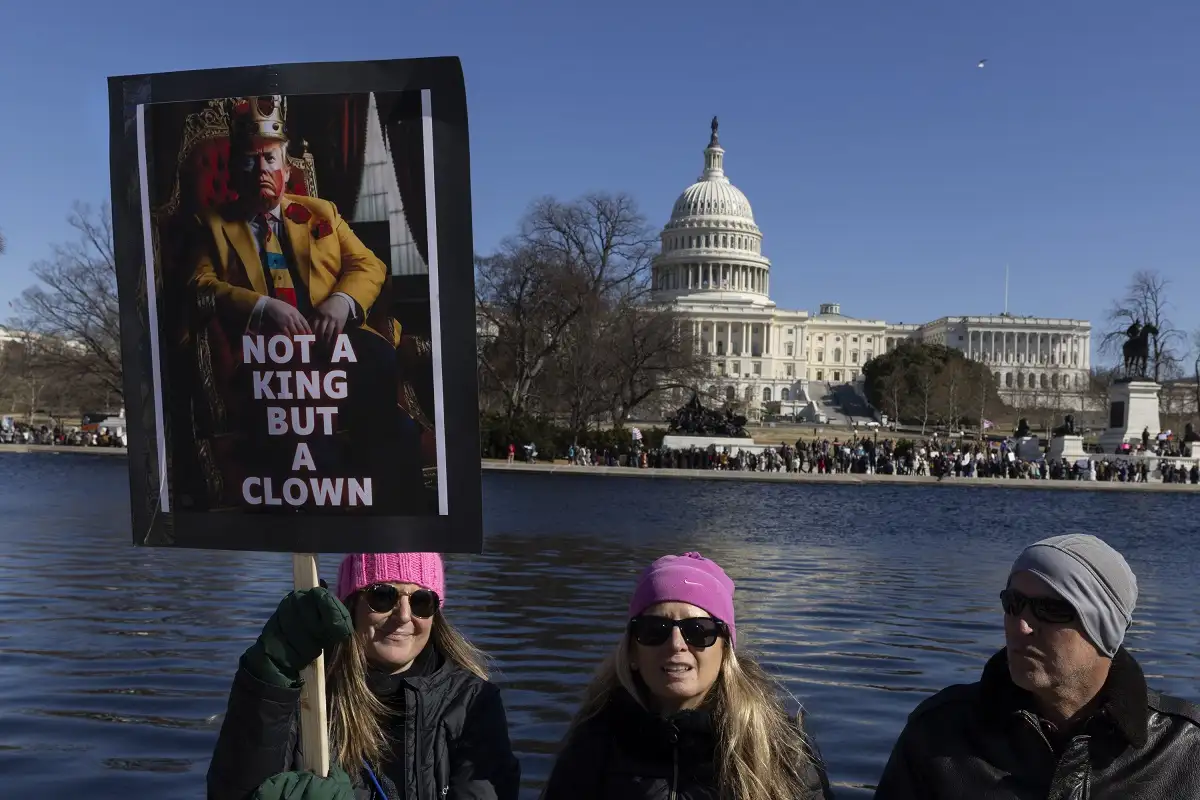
[[604, 686, 716, 761], [979, 645, 1149, 748], [365, 641, 443, 699]]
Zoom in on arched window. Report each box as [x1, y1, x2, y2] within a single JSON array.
[[782, 388, 791, 401], [725, 385, 736, 401], [833, 348, 842, 362], [1017, 373, 1025, 389], [1005, 372, 1013, 388], [1041, 373, 1049, 389], [1051, 373, 1059, 389], [763, 388, 772, 402]]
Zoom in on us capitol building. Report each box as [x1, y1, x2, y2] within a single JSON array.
[[651, 120, 1092, 418]]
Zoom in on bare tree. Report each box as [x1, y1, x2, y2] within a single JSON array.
[[1084, 367, 1115, 416], [913, 362, 938, 435], [963, 365, 998, 439], [933, 358, 967, 430], [543, 300, 618, 435], [0, 334, 107, 423], [475, 193, 656, 420], [603, 302, 705, 426], [1099, 270, 1185, 381], [878, 362, 905, 423], [1193, 327, 1200, 415], [9, 203, 122, 397]]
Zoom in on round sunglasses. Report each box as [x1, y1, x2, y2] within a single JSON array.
[[361, 583, 440, 619], [1000, 588, 1076, 624], [629, 615, 728, 649]]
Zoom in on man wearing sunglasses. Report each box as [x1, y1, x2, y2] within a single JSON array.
[[875, 533, 1200, 799]]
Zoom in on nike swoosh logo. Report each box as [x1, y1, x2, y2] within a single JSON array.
[[683, 579, 701, 586]]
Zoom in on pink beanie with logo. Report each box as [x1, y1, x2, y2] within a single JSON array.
[[628, 552, 737, 646], [335, 553, 446, 605]]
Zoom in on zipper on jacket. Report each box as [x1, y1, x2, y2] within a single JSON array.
[[1018, 710, 1055, 752], [669, 738, 679, 800]]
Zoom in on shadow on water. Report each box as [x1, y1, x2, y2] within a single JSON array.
[[0, 456, 1197, 797]]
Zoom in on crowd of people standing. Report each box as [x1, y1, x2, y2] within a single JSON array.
[[553, 433, 1200, 485]]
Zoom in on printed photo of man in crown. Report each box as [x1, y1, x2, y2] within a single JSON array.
[[192, 95, 383, 347], [147, 91, 439, 517]]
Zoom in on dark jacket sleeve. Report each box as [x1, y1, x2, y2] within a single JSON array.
[[872, 722, 923, 800], [447, 682, 522, 800], [798, 725, 836, 799], [207, 658, 303, 800], [539, 719, 608, 800]]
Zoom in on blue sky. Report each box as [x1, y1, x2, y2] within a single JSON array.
[[2, 1, 1198, 365]]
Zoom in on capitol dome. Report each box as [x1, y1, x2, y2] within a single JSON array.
[[652, 118, 772, 306], [670, 174, 755, 222]]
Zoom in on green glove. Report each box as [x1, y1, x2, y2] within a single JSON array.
[[242, 587, 353, 689], [251, 766, 356, 800]]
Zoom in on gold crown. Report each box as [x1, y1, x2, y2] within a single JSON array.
[[230, 95, 288, 142]]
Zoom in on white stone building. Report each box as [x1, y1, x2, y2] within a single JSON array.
[[651, 121, 1092, 417]]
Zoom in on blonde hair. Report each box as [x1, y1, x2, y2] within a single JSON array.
[[325, 605, 489, 773], [563, 632, 814, 800]]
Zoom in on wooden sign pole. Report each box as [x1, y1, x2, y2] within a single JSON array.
[[292, 553, 331, 777]]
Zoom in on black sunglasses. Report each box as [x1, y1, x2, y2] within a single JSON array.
[[629, 615, 728, 649], [1000, 588, 1076, 624], [362, 584, 440, 619]]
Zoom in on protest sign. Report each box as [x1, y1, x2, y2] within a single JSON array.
[[108, 59, 482, 555]]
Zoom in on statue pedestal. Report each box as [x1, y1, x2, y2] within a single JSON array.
[[1014, 436, 1042, 461], [1047, 435, 1086, 460], [1097, 380, 1161, 453], [662, 434, 765, 454]]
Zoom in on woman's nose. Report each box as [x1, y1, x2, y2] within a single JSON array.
[[669, 626, 688, 651], [393, 595, 413, 622]]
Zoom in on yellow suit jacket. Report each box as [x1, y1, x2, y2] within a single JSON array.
[[188, 194, 396, 343]]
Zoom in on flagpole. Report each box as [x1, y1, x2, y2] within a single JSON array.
[[1004, 264, 1009, 315]]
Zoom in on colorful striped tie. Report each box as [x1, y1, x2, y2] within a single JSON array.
[[258, 213, 298, 307]]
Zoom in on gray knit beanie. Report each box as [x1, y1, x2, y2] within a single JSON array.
[[1008, 534, 1138, 658]]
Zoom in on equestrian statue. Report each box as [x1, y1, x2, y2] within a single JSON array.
[[1121, 320, 1158, 380]]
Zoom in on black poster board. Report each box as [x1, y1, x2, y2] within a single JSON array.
[[107, 59, 481, 554]]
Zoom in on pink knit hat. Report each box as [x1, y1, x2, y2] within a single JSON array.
[[628, 552, 737, 647], [336, 553, 446, 606]]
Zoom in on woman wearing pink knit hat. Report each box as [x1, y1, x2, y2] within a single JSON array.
[[541, 552, 832, 800], [208, 552, 520, 800]]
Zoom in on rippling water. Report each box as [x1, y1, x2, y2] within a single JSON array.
[[1, 454, 1197, 797]]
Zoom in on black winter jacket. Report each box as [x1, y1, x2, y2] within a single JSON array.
[[207, 646, 521, 800], [540, 688, 834, 800], [874, 646, 1200, 799]]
